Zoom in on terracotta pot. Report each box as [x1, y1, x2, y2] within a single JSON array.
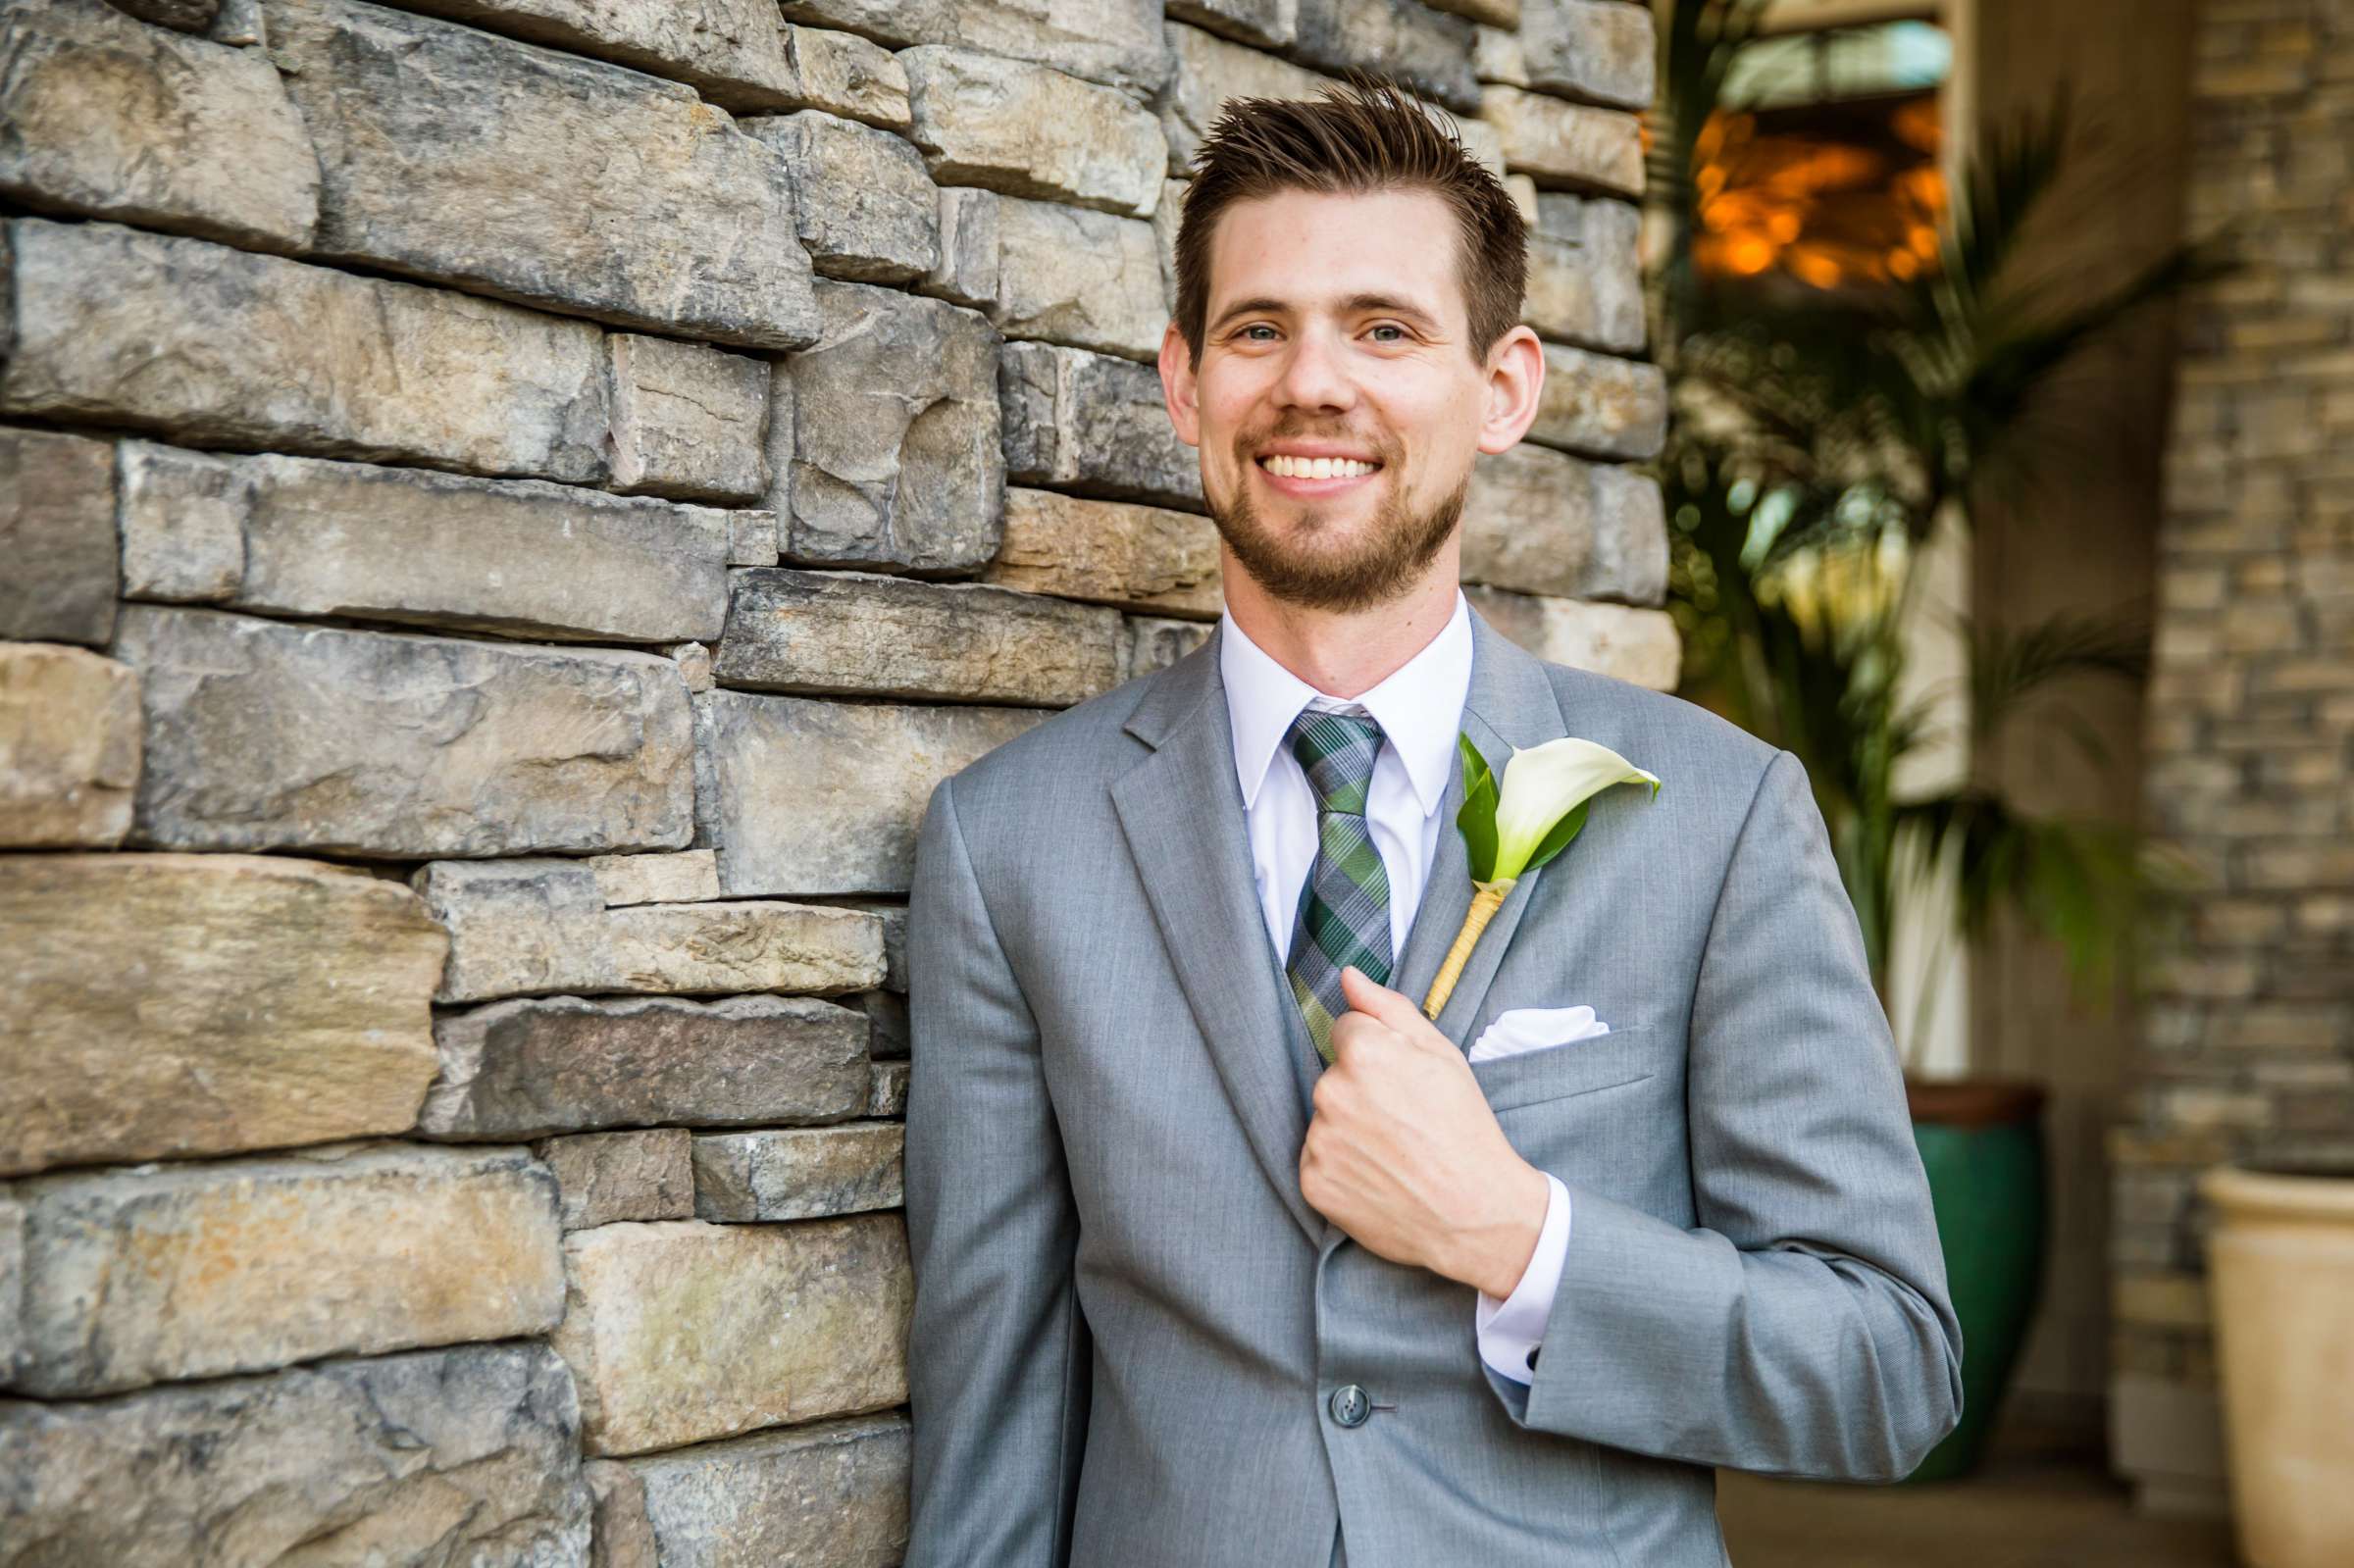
[[2201, 1161, 2354, 1568]]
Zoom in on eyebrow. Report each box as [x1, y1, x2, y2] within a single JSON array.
[[1207, 292, 1445, 335]]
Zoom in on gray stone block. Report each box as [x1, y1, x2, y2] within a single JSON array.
[[0, 219, 613, 482], [714, 568, 1122, 705], [265, 0, 821, 350], [0, 0, 317, 251], [0, 1342, 591, 1563], [777, 0, 1166, 96], [691, 1122, 904, 1221], [0, 427, 117, 646], [931, 188, 1166, 361], [114, 605, 695, 857], [1525, 192, 1645, 352], [1291, 0, 1480, 114], [1123, 614, 1216, 680], [1000, 340, 1203, 507], [117, 443, 736, 643], [1521, 0, 1656, 109], [1462, 441, 1666, 602], [694, 689, 1049, 894], [783, 23, 912, 129], [537, 1128, 696, 1228], [10, 1141, 565, 1396], [773, 278, 1004, 574], [422, 992, 873, 1138], [1160, 21, 1336, 173], [742, 110, 941, 283], [623, 1412, 911, 1567], [901, 45, 1165, 219], [1166, 0, 1297, 49], [387, 0, 802, 112]]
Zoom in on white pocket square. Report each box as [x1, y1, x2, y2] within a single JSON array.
[[1468, 1005, 1611, 1064]]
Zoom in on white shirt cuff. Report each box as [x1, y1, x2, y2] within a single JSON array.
[[1474, 1173, 1569, 1387]]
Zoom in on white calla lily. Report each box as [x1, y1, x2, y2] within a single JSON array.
[[1491, 737, 1663, 883], [1419, 731, 1662, 1020]]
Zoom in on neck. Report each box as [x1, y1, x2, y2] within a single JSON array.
[[1220, 548, 1462, 700]]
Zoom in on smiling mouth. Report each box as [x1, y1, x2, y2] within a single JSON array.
[[1255, 454, 1385, 486]]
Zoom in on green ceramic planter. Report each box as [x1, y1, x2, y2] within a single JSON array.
[[1901, 1079, 2047, 1483]]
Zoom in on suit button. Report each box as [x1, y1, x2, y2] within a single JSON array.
[[1329, 1384, 1371, 1428]]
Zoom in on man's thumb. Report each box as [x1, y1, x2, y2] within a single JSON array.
[[1338, 964, 1415, 1027]]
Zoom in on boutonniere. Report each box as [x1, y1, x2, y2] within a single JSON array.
[[1420, 733, 1662, 1019]]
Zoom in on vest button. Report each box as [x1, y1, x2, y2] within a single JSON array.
[[1328, 1384, 1371, 1428]]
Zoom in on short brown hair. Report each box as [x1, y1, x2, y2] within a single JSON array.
[[1172, 70, 1527, 371]]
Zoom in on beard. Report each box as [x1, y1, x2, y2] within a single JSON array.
[[1208, 442, 1467, 615]]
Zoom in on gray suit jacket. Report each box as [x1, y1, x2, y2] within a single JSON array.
[[903, 603, 1963, 1568]]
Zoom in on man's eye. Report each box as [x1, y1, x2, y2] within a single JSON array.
[[1239, 325, 1276, 341], [1369, 324, 1407, 342]]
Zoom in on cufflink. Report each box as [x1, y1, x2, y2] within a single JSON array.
[[1526, 1344, 1541, 1370]]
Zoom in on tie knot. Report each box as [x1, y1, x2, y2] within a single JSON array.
[[1287, 707, 1384, 816]]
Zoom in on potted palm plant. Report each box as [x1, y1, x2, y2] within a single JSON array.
[[1646, 0, 2229, 1479]]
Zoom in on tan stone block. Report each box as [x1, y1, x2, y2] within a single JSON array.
[[550, 1214, 911, 1455], [741, 110, 941, 284], [1480, 83, 1644, 196], [0, 644, 139, 849], [901, 46, 1165, 219], [1461, 442, 1664, 602], [0, 853, 444, 1177], [0, 0, 319, 251], [778, 0, 1166, 97], [1519, 0, 1655, 110], [784, 24, 912, 130], [1531, 343, 1667, 459], [1462, 587, 1681, 689], [587, 849, 724, 907], [13, 1141, 565, 1395], [1161, 22, 1338, 170], [868, 1058, 909, 1118], [416, 858, 887, 1003], [608, 334, 771, 503], [987, 486, 1222, 617]]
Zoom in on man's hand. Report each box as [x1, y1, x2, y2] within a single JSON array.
[[1300, 965, 1551, 1299]]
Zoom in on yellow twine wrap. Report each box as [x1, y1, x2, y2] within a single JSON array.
[[1420, 883, 1510, 1020]]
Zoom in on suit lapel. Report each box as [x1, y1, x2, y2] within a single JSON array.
[[1393, 606, 1569, 1049], [1112, 629, 1325, 1245], [1109, 604, 1570, 1251]]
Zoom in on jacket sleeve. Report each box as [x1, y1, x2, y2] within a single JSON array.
[[902, 774, 1093, 1564], [1481, 748, 1965, 1481]]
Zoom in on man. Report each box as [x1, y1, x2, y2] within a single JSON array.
[[903, 76, 1962, 1568]]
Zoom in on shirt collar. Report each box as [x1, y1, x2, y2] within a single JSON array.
[[1219, 588, 1472, 819]]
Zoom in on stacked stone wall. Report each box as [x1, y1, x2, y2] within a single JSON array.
[[2118, 0, 2354, 1512], [0, 0, 1670, 1556]]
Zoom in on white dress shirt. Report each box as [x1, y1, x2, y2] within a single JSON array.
[[1218, 589, 1569, 1387]]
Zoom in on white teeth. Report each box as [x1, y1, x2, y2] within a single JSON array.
[[1260, 454, 1378, 479]]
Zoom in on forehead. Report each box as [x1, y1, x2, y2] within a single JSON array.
[[1203, 186, 1465, 329]]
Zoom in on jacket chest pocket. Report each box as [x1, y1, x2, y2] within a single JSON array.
[[1468, 1024, 1658, 1114]]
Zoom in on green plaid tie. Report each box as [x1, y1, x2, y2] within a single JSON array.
[[1283, 707, 1394, 1068]]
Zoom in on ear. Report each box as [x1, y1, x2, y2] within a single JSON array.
[[1159, 320, 1203, 449], [1476, 325, 1546, 456]]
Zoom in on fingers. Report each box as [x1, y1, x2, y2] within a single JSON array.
[[1338, 964, 1421, 1032]]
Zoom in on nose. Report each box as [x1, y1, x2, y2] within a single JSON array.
[[1272, 322, 1357, 414]]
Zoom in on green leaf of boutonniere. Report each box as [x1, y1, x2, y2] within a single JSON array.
[[1456, 733, 1500, 883]]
